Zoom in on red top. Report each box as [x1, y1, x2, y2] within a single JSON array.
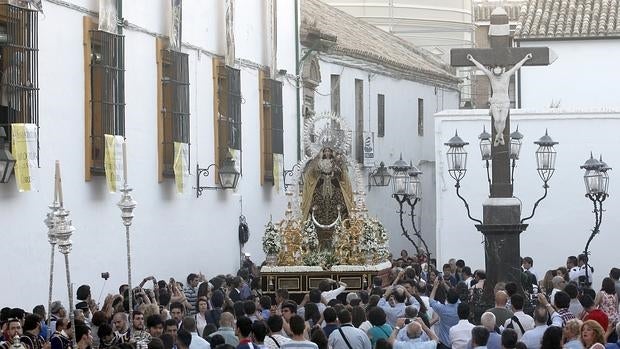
[[584, 309, 609, 330]]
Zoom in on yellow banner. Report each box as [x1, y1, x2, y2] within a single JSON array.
[[11, 123, 37, 192], [104, 134, 123, 193], [273, 153, 283, 192], [173, 142, 189, 194]]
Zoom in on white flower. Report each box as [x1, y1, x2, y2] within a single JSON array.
[[262, 221, 282, 255]]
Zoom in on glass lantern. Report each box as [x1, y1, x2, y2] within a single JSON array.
[[218, 156, 241, 189], [370, 162, 392, 187], [389, 154, 411, 196], [408, 163, 423, 199], [444, 131, 469, 181], [598, 156, 611, 196], [533, 129, 558, 183], [510, 126, 524, 160], [581, 153, 602, 195]]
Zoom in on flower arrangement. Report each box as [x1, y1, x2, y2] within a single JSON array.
[[301, 218, 319, 251], [262, 221, 282, 255]]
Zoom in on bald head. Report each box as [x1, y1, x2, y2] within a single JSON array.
[[481, 312, 496, 331], [552, 276, 565, 289], [220, 312, 234, 327], [406, 322, 423, 339], [495, 291, 508, 306]]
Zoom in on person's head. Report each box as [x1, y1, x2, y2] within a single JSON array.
[[406, 321, 423, 339], [208, 334, 225, 348], [252, 321, 268, 343], [579, 294, 595, 310], [534, 305, 549, 325], [220, 311, 235, 328], [202, 324, 217, 339], [480, 312, 496, 331], [492, 66, 505, 76], [176, 329, 192, 349], [97, 323, 115, 344], [393, 286, 407, 304], [32, 305, 45, 320], [181, 316, 197, 333], [494, 290, 508, 306], [76, 285, 91, 301], [367, 306, 387, 327], [170, 302, 185, 324], [337, 309, 352, 325], [471, 326, 490, 347], [23, 314, 40, 334], [3, 318, 22, 339], [210, 290, 224, 309], [186, 273, 199, 288], [323, 307, 337, 324], [304, 303, 321, 324], [501, 328, 518, 349], [505, 282, 517, 297], [510, 294, 524, 311], [563, 319, 583, 340], [164, 319, 178, 339], [308, 289, 322, 304], [318, 279, 332, 292], [310, 326, 328, 349], [566, 256, 578, 269], [577, 254, 588, 267], [288, 315, 305, 336], [581, 320, 605, 347], [243, 300, 256, 316], [50, 301, 65, 316], [610, 268, 620, 281], [149, 337, 165, 349], [553, 291, 570, 309], [55, 317, 68, 332], [551, 276, 566, 290], [259, 295, 272, 311], [132, 310, 145, 330], [267, 314, 284, 333], [160, 334, 175, 349], [447, 288, 459, 304], [147, 314, 164, 337], [457, 303, 470, 320], [112, 312, 128, 333], [196, 297, 209, 315], [275, 289, 289, 304], [75, 325, 92, 347], [522, 257, 533, 270], [462, 266, 473, 278], [541, 326, 563, 349], [564, 283, 579, 299], [442, 263, 452, 276], [235, 316, 252, 338], [601, 277, 616, 294], [280, 301, 297, 321]]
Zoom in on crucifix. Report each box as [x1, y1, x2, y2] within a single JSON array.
[[451, 7, 557, 197], [449, 7, 557, 304]]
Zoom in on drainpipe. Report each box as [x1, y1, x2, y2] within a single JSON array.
[[295, 0, 301, 161], [117, 0, 125, 136]]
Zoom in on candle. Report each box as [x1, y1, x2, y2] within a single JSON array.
[[123, 140, 128, 185], [55, 160, 63, 206]]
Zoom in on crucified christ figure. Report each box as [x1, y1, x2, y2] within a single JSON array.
[[467, 53, 532, 146]]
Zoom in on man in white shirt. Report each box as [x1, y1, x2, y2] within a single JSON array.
[[388, 317, 437, 349], [319, 279, 347, 302], [520, 306, 549, 349], [450, 303, 475, 349], [377, 286, 420, 327], [568, 254, 594, 285], [503, 294, 534, 339], [328, 309, 371, 349], [264, 315, 291, 349], [182, 317, 211, 349]]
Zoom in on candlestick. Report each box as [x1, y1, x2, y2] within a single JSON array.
[[123, 140, 128, 185], [55, 160, 63, 206]]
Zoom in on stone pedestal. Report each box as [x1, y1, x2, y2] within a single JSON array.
[[476, 198, 528, 302]]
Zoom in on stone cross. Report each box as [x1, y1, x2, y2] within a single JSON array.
[[451, 7, 556, 197]]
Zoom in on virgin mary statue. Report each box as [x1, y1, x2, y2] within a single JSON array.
[[300, 147, 354, 244]]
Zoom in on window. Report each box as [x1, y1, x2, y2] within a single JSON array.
[[417, 98, 424, 136], [213, 59, 241, 175], [377, 94, 385, 138], [330, 74, 340, 116], [83, 17, 125, 179], [260, 71, 283, 184], [157, 38, 190, 181], [355, 79, 364, 163], [0, 4, 38, 160]]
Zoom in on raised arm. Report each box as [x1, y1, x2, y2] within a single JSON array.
[[467, 54, 492, 77], [506, 53, 533, 76]]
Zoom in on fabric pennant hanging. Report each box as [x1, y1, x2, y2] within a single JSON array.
[[104, 134, 124, 193], [169, 0, 183, 50], [173, 142, 189, 194], [98, 0, 118, 34], [11, 123, 37, 192], [273, 153, 283, 192]]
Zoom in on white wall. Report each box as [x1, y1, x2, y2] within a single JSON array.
[[0, 0, 298, 309], [312, 58, 460, 260], [434, 109, 620, 286], [518, 40, 620, 109]]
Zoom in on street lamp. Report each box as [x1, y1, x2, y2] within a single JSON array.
[[407, 162, 422, 199], [580, 152, 611, 286], [521, 130, 559, 223], [478, 126, 492, 161], [445, 131, 469, 182], [196, 156, 241, 197], [0, 127, 16, 183], [509, 126, 524, 160], [367, 162, 392, 190], [389, 154, 411, 196]]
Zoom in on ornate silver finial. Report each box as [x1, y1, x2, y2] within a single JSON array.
[[118, 183, 137, 227], [55, 207, 75, 255]]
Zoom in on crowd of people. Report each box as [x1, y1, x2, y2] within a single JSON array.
[[1, 250, 619, 349]]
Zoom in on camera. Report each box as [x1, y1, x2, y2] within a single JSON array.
[[404, 318, 412, 325], [101, 272, 110, 280]]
